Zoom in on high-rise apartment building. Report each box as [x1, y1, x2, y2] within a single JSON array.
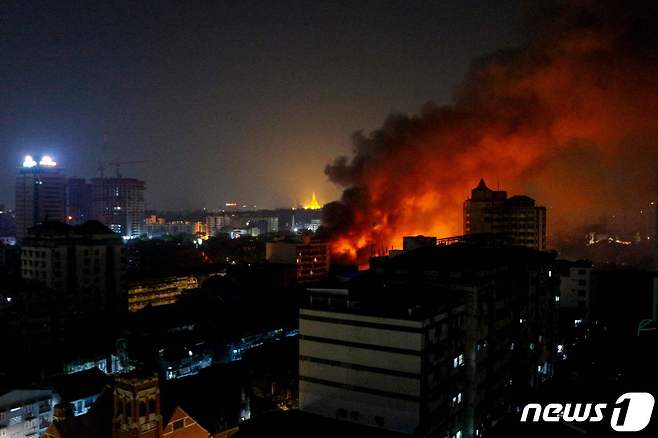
[[463, 179, 547, 250], [15, 155, 66, 241], [266, 235, 330, 283], [91, 178, 146, 238], [557, 260, 593, 324], [20, 220, 126, 314], [299, 244, 559, 437], [204, 212, 230, 237], [66, 177, 92, 225]]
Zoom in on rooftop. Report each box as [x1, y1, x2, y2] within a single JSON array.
[[25, 220, 119, 239], [235, 410, 406, 438], [48, 368, 111, 402]]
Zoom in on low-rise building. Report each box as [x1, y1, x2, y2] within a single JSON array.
[[43, 374, 218, 438], [402, 235, 436, 252], [0, 388, 57, 437], [49, 368, 110, 418], [128, 276, 199, 312]]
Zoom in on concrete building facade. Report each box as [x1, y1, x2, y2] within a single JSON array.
[[299, 244, 559, 437], [20, 221, 126, 315], [266, 235, 330, 283], [557, 260, 593, 324], [91, 177, 146, 238], [463, 179, 547, 250], [128, 276, 199, 312], [0, 388, 57, 437]]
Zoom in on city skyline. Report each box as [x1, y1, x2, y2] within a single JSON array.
[[1, 2, 657, 437], [0, 1, 524, 210]]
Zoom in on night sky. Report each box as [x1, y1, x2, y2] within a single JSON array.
[[1, 0, 523, 210]]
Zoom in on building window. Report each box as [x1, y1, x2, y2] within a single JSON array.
[[173, 419, 184, 430], [350, 411, 360, 421], [148, 399, 156, 414], [374, 416, 385, 426], [452, 392, 463, 407], [336, 408, 347, 418], [453, 354, 465, 368]]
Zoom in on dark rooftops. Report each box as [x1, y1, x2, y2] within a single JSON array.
[[25, 220, 119, 240], [235, 410, 406, 438], [46, 386, 113, 438], [506, 195, 536, 206], [49, 368, 110, 403], [470, 178, 507, 201], [373, 242, 554, 272]]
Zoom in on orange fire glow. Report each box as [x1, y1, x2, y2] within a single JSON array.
[[323, 1, 658, 265]]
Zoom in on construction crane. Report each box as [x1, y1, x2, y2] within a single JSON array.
[[97, 160, 150, 178]]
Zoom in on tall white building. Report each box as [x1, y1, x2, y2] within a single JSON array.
[[91, 177, 145, 239]]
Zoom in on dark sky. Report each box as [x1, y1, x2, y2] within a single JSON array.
[[0, 0, 523, 210]]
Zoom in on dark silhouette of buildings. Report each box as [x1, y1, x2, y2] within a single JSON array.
[[20, 220, 126, 315], [299, 243, 559, 437], [463, 179, 547, 250]]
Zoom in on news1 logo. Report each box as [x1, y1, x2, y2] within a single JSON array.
[[520, 392, 655, 432]]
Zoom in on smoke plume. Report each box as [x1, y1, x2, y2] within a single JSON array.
[[324, 0, 658, 263]]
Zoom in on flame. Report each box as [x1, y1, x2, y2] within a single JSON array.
[[323, 1, 658, 266]]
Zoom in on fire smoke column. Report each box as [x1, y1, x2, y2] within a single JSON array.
[[323, 0, 658, 265]]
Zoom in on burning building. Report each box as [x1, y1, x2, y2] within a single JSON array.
[[322, 0, 658, 265]]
